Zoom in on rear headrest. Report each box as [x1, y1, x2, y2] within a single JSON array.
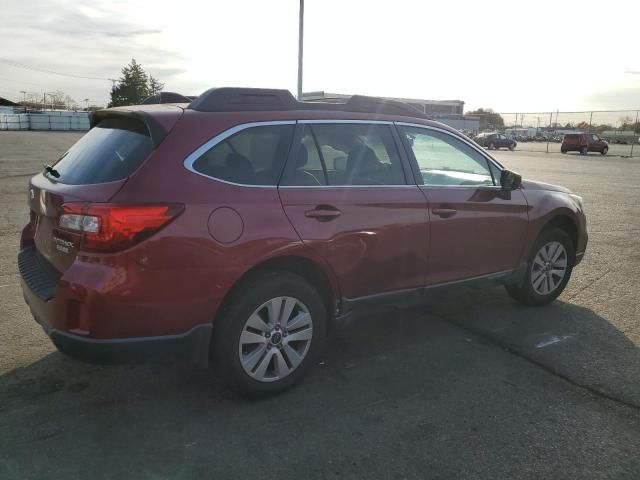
[[296, 145, 309, 168], [346, 145, 379, 171], [224, 153, 254, 183]]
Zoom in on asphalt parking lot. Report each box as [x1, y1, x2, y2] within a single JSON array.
[[1, 132, 639, 479]]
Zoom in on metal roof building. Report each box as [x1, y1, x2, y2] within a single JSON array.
[[302, 91, 465, 115]]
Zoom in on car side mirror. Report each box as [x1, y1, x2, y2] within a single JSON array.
[[500, 169, 522, 190]]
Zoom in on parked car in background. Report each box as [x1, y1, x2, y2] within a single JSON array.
[[475, 132, 517, 150], [561, 133, 608, 155], [18, 88, 588, 396]]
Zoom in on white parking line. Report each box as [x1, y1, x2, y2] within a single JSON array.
[[535, 335, 575, 349]]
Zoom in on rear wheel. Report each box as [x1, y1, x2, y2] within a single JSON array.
[[488, 142, 495, 150], [580, 146, 588, 155], [212, 272, 327, 397], [601, 146, 608, 155], [561, 148, 567, 154], [505, 227, 575, 306]]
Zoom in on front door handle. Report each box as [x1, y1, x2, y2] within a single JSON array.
[[304, 205, 342, 221], [432, 208, 457, 218]]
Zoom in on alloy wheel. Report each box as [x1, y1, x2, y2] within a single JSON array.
[[238, 296, 313, 382], [531, 241, 568, 295]]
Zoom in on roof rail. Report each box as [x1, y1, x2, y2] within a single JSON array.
[[188, 87, 297, 112], [141, 92, 196, 105], [186, 87, 429, 118]]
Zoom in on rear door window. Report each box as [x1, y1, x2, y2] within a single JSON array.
[[281, 123, 407, 186], [48, 118, 153, 185], [192, 124, 294, 185]]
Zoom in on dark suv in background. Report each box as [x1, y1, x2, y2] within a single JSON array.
[[19, 88, 588, 396], [475, 132, 517, 151], [561, 133, 608, 155]]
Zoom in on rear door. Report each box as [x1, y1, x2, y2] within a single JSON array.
[[27, 117, 155, 272], [396, 123, 529, 285], [278, 121, 429, 300]]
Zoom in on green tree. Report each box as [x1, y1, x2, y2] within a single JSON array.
[[149, 75, 164, 96], [108, 59, 164, 107], [466, 108, 505, 131]]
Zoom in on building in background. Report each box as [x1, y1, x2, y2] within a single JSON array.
[[302, 92, 479, 132], [0, 96, 18, 114]]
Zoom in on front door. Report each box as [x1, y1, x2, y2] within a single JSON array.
[[279, 122, 429, 300], [588, 133, 605, 152], [396, 123, 529, 285]]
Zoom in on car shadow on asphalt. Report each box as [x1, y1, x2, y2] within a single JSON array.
[[1, 283, 637, 409], [1, 285, 639, 478], [418, 283, 640, 408]]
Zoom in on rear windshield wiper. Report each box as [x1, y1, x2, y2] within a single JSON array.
[[44, 164, 60, 178]]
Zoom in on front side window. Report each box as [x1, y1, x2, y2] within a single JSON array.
[[281, 123, 407, 186], [192, 124, 294, 185], [400, 126, 495, 187]]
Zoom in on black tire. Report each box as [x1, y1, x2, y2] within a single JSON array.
[[580, 146, 588, 155], [561, 148, 567, 154], [601, 147, 608, 155], [488, 142, 495, 150], [212, 271, 327, 397], [505, 227, 575, 306], [508, 143, 515, 151]]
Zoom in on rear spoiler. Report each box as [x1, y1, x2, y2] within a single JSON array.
[[90, 109, 170, 148], [141, 92, 197, 105]]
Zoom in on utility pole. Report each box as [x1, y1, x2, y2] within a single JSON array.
[[631, 110, 639, 158], [297, 0, 304, 100]]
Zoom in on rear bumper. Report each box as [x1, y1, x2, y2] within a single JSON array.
[[18, 245, 214, 366], [24, 289, 212, 366]]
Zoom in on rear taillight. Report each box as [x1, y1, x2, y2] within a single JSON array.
[[59, 203, 184, 252]]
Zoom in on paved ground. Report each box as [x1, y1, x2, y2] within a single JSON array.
[[0, 132, 639, 480]]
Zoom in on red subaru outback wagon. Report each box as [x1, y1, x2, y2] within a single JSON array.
[[19, 88, 588, 396]]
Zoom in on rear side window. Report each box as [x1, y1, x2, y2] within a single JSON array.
[[192, 124, 294, 185], [48, 118, 153, 185], [281, 123, 407, 186]]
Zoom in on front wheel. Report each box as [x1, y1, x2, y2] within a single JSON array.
[[601, 147, 608, 155], [509, 143, 515, 151], [505, 227, 575, 306], [212, 272, 327, 397], [580, 146, 588, 155]]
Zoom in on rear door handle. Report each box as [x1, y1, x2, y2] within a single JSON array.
[[432, 208, 457, 218], [304, 206, 341, 221]]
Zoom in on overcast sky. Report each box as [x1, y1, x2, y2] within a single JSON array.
[[1, 0, 639, 113]]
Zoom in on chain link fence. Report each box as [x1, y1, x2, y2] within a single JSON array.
[[461, 110, 640, 157]]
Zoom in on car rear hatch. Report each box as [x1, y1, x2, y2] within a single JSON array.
[[24, 106, 184, 275]]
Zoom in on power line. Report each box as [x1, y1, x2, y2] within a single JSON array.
[[0, 57, 114, 82]]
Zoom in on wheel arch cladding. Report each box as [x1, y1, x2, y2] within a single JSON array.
[[542, 215, 578, 250]]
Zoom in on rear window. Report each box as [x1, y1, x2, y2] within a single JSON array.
[[47, 118, 153, 185]]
